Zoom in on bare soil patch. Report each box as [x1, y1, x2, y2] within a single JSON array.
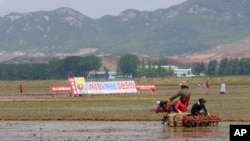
[[167, 37, 250, 65]]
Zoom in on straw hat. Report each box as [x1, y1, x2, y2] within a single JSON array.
[[179, 81, 188, 86]]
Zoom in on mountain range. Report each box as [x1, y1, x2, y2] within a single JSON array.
[[1, 0, 250, 64]]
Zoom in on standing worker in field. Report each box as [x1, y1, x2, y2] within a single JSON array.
[[205, 79, 210, 89], [205, 79, 210, 94], [220, 82, 226, 94]]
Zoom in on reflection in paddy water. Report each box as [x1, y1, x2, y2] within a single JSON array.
[[0, 121, 245, 141]]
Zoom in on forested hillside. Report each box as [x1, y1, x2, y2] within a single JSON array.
[[0, 0, 250, 59]]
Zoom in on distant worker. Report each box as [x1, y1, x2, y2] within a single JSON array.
[[220, 82, 226, 94], [197, 83, 201, 89], [191, 98, 208, 116], [205, 79, 210, 94], [205, 79, 210, 89]]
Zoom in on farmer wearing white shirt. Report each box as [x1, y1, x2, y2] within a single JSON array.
[[220, 82, 226, 94]]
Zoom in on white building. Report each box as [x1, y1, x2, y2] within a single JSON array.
[[174, 68, 195, 77], [87, 72, 132, 79]]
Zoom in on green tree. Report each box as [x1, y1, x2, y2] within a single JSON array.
[[145, 61, 153, 78], [230, 58, 240, 75], [48, 58, 64, 79], [62, 55, 102, 77], [192, 62, 206, 74], [138, 58, 146, 77], [155, 58, 168, 66], [218, 58, 229, 75], [62, 56, 83, 76], [118, 54, 139, 77], [82, 55, 102, 77], [207, 59, 218, 75], [240, 58, 250, 75]]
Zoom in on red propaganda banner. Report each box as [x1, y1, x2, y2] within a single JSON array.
[[68, 77, 78, 95], [50, 86, 71, 92], [68, 77, 86, 96], [136, 85, 156, 92]]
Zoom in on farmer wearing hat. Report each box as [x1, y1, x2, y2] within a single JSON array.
[[157, 81, 191, 125], [169, 81, 191, 106], [191, 98, 208, 116], [157, 81, 191, 111]]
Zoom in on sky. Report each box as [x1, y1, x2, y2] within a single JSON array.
[[0, 0, 187, 19]]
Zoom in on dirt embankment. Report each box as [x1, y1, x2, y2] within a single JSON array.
[[100, 36, 250, 70], [167, 37, 250, 66]]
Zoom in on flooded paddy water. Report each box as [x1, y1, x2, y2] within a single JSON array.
[[0, 121, 244, 141]]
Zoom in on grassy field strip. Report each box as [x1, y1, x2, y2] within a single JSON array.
[[0, 94, 249, 121], [0, 77, 250, 121]]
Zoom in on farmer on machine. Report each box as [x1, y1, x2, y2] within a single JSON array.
[[174, 96, 189, 113], [169, 81, 191, 106], [191, 98, 208, 116], [157, 81, 191, 111]]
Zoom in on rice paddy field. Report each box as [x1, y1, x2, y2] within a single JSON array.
[[0, 76, 250, 122]]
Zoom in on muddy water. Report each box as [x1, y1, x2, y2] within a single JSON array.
[[0, 121, 244, 141]]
